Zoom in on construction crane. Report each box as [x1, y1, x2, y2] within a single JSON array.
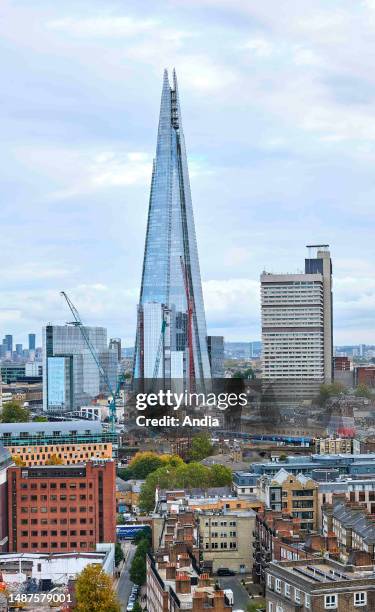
[[180, 256, 195, 391], [60, 291, 120, 432], [152, 319, 167, 388]]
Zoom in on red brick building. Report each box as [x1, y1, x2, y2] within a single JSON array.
[[7, 461, 116, 553], [355, 365, 375, 388]]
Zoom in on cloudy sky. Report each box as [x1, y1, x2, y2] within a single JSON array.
[[1, 0, 375, 347]]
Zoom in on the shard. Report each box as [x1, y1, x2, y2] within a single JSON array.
[[134, 69, 211, 388]]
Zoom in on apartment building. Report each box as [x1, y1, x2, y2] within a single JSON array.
[[261, 246, 332, 402], [7, 461, 116, 553], [258, 469, 318, 531], [147, 510, 232, 612], [0, 447, 12, 552], [317, 478, 375, 527], [322, 498, 375, 560], [253, 510, 312, 589], [315, 437, 360, 455], [156, 488, 263, 514], [198, 510, 255, 574], [266, 558, 375, 611]]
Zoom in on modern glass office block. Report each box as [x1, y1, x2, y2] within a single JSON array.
[[134, 70, 211, 387]]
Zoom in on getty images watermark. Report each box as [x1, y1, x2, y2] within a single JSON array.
[[134, 389, 247, 427]]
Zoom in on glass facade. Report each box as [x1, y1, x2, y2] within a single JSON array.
[[43, 325, 118, 413], [134, 70, 211, 386]]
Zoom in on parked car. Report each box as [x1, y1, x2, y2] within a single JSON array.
[[217, 568, 235, 576]]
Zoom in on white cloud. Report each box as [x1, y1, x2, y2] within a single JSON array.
[[47, 15, 158, 38]]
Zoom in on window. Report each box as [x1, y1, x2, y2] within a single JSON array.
[[305, 593, 311, 609], [295, 589, 301, 603], [354, 592, 367, 607], [267, 574, 272, 588], [268, 604, 273, 612], [275, 578, 281, 593], [284, 583, 290, 598], [325, 594, 337, 609]]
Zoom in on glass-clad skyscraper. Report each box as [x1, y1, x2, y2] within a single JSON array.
[[134, 70, 211, 388], [43, 324, 118, 413]]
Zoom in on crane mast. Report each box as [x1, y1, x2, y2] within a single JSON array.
[[60, 291, 118, 432]]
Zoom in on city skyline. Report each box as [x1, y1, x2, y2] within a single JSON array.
[[1, 1, 375, 345]]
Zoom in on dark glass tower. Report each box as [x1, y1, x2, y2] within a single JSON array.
[[134, 70, 211, 387]]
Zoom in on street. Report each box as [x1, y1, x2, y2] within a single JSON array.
[[217, 576, 251, 611], [116, 542, 137, 612]]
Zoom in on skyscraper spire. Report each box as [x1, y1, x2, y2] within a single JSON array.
[[134, 70, 211, 388]]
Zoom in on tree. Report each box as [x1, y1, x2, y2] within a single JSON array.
[[12, 455, 26, 467], [128, 452, 180, 479], [130, 553, 147, 586], [1, 401, 30, 423], [139, 461, 233, 512], [246, 600, 266, 612], [355, 384, 373, 399], [133, 602, 142, 612], [115, 543, 124, 566], [317, 382, 347, 405], [33, 416, 47, 422], [75, 564, 120, 612], [116, 514, 125, 524], [45, 454, 63, 465], [189, 433, 213, 461]]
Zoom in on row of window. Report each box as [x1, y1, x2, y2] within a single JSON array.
[[19, 541, 93, 549], [205, 542, 236, 550], [10, 445, 107, 452], [20, 506, 92, 513], [20, 482, 90, 490], [21, 530, 91, 536], [268, 574, 367, 608], [206, 532, 237, 538], [205, 520, 237, 526], [20, 494, 89, 501], [20, 518, 92, 525]]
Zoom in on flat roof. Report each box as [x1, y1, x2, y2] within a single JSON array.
[[0, 420, 103, 435]]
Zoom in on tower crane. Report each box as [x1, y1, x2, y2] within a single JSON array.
[[60, 291, 120, 432], [180, 256, 195, 391]]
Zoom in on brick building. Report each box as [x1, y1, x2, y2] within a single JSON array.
[[147, 510, 232, 612], [258, 469, 318, 531], [7, 461, 116, 553], [266, 558, 375, 611], [253, 510, 312, 589], [322, 497, 375, 561]]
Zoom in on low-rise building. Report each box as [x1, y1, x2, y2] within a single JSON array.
[[0, 420, 117, 455], [322, 498, 375, 561], [315, 437, 360, 455], [253, 510, 311, 589], [232, 471, 259, 496], [0, 543, 115, 585], [147, 510, 232, 612], [317, 478, 375, 527], [266, 558, 375, 611], [258, 469, 318, 531], [156, 487, 263, 514], [198, 509, 255, 574]]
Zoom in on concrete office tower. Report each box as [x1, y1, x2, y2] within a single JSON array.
[[261, 246, 333, 402], [134, 70, 211, 388], [42, 324, 118, 413]]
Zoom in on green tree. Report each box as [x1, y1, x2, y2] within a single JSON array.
[[189, 433, 213, 461], [246, 600, 266, 612], [133, 602, 142, 612], [355, 384, 373, 399], [317, 382, 346, 405], [33, 416, 47, 422], [115, 543, 124, 566], [116, 514, 125, 524], [1, 401, 30, 423], [139, 461, 232, 512], [208, 464, 232, 487], [130, 553, 147, 585], [75, 564, 120, 612]]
